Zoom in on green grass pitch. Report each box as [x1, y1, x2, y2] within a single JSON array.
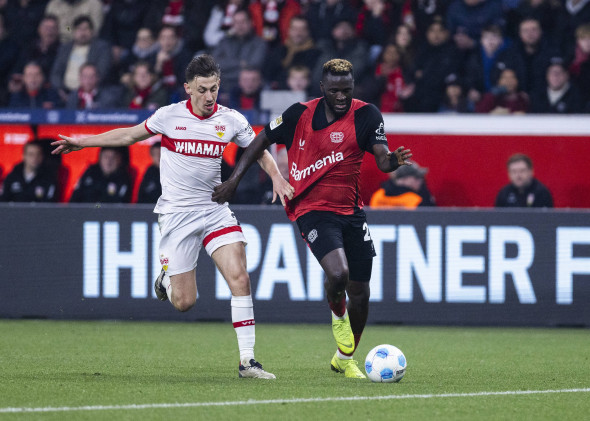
[[0, 320, 588, 420]]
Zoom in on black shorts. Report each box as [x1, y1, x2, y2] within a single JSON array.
[[296, 209, 376, 265]]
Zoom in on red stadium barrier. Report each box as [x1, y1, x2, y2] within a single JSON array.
[[1, 115, 589, 207]]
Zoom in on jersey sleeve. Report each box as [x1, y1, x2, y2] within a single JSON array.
[[354, 103, 388, 153], [144, 105, 169, 136], [264, 102, 307, 149], [231, 110, 256, 147]]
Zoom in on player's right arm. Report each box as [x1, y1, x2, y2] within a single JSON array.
[[51, 123, 152, 155]]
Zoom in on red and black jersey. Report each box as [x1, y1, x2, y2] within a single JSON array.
[[264, 97, 387, 220]]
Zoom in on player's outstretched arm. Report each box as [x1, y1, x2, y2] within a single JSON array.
[[373, 144, 413, 173], [257, 150, 294, 206], [211, 130, 271, 204], [51, 123, 153, 155]]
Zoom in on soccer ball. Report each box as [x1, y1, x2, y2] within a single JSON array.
[[364, 344, 407, 383]]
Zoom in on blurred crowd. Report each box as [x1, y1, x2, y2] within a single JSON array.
[[0, 0, 589, 114]]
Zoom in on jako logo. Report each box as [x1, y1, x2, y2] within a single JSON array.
[[175, 126, 186, 130], [290, 151, 344, 181]]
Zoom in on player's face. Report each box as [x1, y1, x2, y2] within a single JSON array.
[[184, 75, 220, 117], [320, 73, 354, 118]]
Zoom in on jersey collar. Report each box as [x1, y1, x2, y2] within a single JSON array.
[[186, 100, 218, 120]]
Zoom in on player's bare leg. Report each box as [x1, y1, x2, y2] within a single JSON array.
[[212, 242, 275, 379], [321, 250, 365, 378]]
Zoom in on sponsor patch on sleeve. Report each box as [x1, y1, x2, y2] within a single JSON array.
[[269, 115, 283, 130]]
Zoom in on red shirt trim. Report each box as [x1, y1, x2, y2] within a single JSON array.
[[186, 100, 218, 120]]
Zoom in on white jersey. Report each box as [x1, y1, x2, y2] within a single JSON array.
[[145, 101, 255, 214]]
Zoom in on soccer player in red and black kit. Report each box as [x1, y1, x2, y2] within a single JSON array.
[[212, 59, 412, 378]]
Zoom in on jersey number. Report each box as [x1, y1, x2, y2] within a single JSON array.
[[362, 222, 372, 241]]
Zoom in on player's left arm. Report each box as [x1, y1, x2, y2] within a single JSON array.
[[356, 104, 412, 173], [256, 150, 295, 206]]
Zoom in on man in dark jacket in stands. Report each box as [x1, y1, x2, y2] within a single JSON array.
[[495, 153, 553, 207], [0, 140, 58, 202], [137, 142, 161, 203], [70, 146, 132, 203], [530, 58, 584, 113]]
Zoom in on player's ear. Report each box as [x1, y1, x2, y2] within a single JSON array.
[[319, 80, 324, 95], [184, 82, 191, 96]]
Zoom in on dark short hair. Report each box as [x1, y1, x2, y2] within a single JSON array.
[[482, 24, 503, 37], [73, 15, 93, 30], [23, 140, 44, 153], [322, 59, 353, 79], [507, 153, 533, 169], [185, 54, 221, 82]]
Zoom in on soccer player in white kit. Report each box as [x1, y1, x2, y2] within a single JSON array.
[[52, 54, 294, 379]]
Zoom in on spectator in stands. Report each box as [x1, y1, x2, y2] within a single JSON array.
[[70, 146, 132, 203], [569, 23, 590, 105], [464, 24, 524, 105], [446, 0, 504, 53], [9, 61, 61, 109], [99, 0, 150, 56], [404, 19, 461, 112], [122, 61, 168, 110], [495, 153, 553, 207], [365, 43, 414, 112], [65, 63, 120, 109], [476, 67, 529, 113], [305, 0, 357, 42], [50, 15, 111, 102], [286, 65, 311, 96], [438, 73, 474, 113], [137, 142, 161, 204], [12, 14, 60, 80], [393, 23, 416, 72], [508, 17, 556, 94], [504, 0, 567, 49], [355, 0, 400, 59], [264, 15, 321, 90], [154, 25, 194, 98], [249, 0, 302, 47], [212, 9, 267, 94], [562, 0, 590, 51], [144, 0, 212, 53], [1, 0, 47, 48], [117, 28, 159, 86], [311, 18, 371, 96], [401, 0, 449, 43], [0, 13, 20, 106], [0, 140, 58, 202], [531, 58, 584, 113], [369, 162, 435, 209], [45, 0, 104, 43], [203, 0, 249, 49], [229, 67, 263, 110]]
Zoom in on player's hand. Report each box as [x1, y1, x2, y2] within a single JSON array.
[[51, 135, 84, 155], [270, 175, 295, 207], [390, 146, 412, 168], [212, 179, 238, 204]]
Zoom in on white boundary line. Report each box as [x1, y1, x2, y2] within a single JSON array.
[[1, 388, 589, 414]]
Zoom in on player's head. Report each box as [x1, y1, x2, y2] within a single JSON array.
[[320, 59, 354, 117], [184, 54, 221, 117]]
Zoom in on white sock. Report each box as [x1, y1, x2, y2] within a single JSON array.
[[337, 349, 353, 359], [231, 295, 255, 364], [332, 309, 348, 321]]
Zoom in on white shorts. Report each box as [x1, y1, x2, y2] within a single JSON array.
[[157, 205, 246, 276]]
